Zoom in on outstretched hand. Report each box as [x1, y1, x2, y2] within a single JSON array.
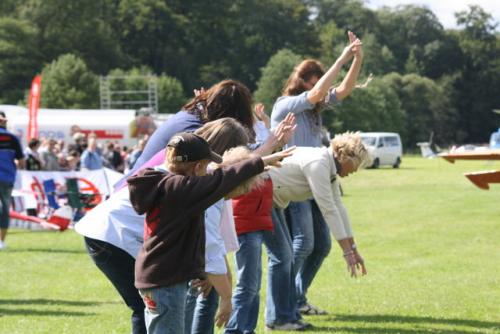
[[262, 146, 296, 168], [193, 87, 206, 97], [254, 103, 271, 129], [273, 112, 296, 148]]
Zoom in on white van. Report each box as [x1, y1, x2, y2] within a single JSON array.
[[360, 132, 403, 168]]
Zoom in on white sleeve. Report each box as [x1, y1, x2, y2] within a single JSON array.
[[219, 200, 239, 253], [302, 160, 349, 240], [331, 179, 353, 238], [204, 202, 228, 275]]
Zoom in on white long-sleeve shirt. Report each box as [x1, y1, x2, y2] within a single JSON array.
[[268, 146, 353, 240]]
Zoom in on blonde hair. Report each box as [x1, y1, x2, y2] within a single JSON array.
[[194, 118, 249, 155], [165, 146, 203, 174], [215, 146, 266, 198], [331, 131, 371, 168]]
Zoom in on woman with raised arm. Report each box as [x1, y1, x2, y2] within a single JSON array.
[[270, 31, 364, 317]]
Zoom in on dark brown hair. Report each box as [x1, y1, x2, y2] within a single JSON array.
[[282, 59, 325, 96], [183, 80, 254, 136]]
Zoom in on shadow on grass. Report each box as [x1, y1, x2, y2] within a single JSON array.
[[307, 326, 491, 334], [315, 314, 500, 333], [6, 248, 86, 254], [0, 308, 95, 317], [0, 299, 118, 306]]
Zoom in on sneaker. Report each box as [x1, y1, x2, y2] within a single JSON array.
[[298, 303, 327, 315], [265, 322, 307, 331], [0, 241, 5, 250], [295, 320, 313, 329]]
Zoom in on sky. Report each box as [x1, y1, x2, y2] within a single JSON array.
[[365, 0, 500, 29]]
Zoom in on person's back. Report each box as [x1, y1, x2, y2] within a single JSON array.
[[0, 111, 24, 249]]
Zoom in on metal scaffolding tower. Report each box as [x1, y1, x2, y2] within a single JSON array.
[[99, 75, 158, 113]]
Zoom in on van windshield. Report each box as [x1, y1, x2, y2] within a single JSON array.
[[361, 136, 376, 146]]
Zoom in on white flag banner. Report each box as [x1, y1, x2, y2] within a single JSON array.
[[14, 168, 124, 211]]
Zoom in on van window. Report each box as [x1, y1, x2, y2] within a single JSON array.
[[383, 136, 399, 147], [361, 136, 376, 146]]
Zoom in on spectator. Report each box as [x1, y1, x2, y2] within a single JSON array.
[[61, 150, 80, 171], [81, 136, 103, 170], [103, 141, 123, 171], [127, 139, 147, 170], [25, 138, 43, 171], [0, 111, 24, 250], [40, 138, 60, 171], [73, 132, 87, 155]]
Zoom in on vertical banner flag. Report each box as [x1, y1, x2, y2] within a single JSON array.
[[27, 75, 42, 141]]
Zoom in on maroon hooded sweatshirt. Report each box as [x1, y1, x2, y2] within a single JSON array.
[[127, 157, 264, 289]]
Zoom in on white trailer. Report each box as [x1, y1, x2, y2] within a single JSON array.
[[0, 105, 138, 147]]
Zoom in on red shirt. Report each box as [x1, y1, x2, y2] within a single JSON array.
[[232, 178, 273, 235]]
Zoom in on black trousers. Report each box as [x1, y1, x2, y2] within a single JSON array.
[[84, 236, 146, 334]]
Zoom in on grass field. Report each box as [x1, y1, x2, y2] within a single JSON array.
[[0, 156, 499, 334]]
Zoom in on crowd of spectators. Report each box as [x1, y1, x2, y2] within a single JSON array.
[[23, 132, 149, 173]]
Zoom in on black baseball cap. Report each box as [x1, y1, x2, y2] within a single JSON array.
[[167, 132, 222, 163]]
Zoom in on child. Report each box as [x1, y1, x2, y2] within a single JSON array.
[[128, 132, 293, 334]]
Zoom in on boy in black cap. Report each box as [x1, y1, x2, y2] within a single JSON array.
[[127, 132, 293, 334]]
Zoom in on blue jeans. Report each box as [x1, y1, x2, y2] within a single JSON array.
[[84, 237, 146, 334], [185, 284, 219, 334], [225, 231, 265, 334], [0, 181, 13, 229], [139, 282, 188, 334], [263, 208, 300, 325], [286, 200, 332, 307]]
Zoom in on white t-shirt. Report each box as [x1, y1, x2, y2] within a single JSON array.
[[75, 186, 144, 258]]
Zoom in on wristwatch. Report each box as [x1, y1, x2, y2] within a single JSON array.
[[351, 244, 357, 251]]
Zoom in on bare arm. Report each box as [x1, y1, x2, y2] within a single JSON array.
[[254, 113, 296, 156], [308, 31, 362, 105], [207, 273, 232, 328], [335, 53, 363, 101]]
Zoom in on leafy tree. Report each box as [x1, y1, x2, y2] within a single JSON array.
[[157, 75, 185, 114], [20, 0, 124, 73], [384, 73, 456, 148], [307, 0, 379, 35], [376, 5, 444, 73], [254, 49, 302, 110], [448, 5, 500, 143], [324, 76, 406, 142], [360, 33, 397, 75], [0, 17, 40, 104], [41, 54, 99, 108]]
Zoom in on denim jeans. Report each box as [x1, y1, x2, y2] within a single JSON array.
[[185, 284, 219, 334], [225, 231, 265, 334], [285, 200, 332, 307], [84, 237, 146, 334], [0, 181, 13, 229], [262, 208, 300, 325], [139, 282, 188, 334]]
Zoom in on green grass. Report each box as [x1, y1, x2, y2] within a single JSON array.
[[1, 156, 499, 334]]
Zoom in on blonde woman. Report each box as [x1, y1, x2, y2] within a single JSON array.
[[267, 132, 371, 319]]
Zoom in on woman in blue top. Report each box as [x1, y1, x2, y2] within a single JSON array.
[[270, 31, 364, 316]]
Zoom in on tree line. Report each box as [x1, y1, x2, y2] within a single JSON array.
[[0, 0, 498, 148]]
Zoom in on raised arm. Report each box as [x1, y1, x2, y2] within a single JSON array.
[[307, 31, 362, 105], [334, 32, 364, 101]]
